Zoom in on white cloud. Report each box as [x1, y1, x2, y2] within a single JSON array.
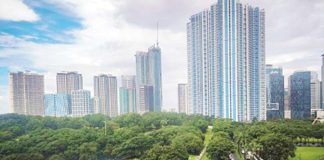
[[0, 87, 9, 114], [0, 0, 39, 22]]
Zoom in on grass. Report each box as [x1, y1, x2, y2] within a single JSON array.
[[204, 128, 213, 145], [188, 155, 196, 160], [289, 147, 324, 160], [201, 128, 213, 160]]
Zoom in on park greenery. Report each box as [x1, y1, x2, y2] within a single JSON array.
[[208, 119, 324, 160], [0, 112, 323, 160], [0, 112, 209, 160]]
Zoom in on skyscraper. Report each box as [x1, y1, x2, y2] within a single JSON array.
[[139, 85, 154, 112], [289, 71, 317, 119], [9, 71, 44, 116], [71, 90, 92, 117], [44, 94, 71, 117], [135, 44, 162, 113], [119, 75, 136, 115], [321, 54, 324, 108], [187, 0, 266, 121], [266, 65, 284, 120], [310, 73, 321, 115], [94, 74, 118, 117], [56, 72, 83, 94], [178, 84, 188, 114]]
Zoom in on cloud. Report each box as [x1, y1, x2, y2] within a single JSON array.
[[0, 0, 39, 22], [0, 86, 9, 114]]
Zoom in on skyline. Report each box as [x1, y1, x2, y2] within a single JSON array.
[[1, 0, 324, 114]]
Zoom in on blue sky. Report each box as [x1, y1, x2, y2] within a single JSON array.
[[0, 0, 82, 113], [1, 0, 324, 114]]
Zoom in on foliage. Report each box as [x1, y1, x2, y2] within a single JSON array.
[[0, 113, 208, 159], [206, 132, 236, 160]]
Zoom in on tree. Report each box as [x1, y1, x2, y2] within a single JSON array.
[[172, 133, 204, 155], [206, 134, 236, 160], [111, 134, 155, 159], [257, 133, 295, 160], [143, 144, 189, 160]]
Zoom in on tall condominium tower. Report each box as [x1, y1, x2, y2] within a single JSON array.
[[9, 71, 44, 116], [187, 0, 266, 121], [119, 75, 136, 115], [44, 94, 71, 117], [289, 71, 319, 119], [56, 72, 83, 94], [178, 83, 188, 114], [71, 90, 92, 117], [266, 65, 284, 119], [135, 44, 162, 113], [321, 54, 324, 108], [94, 74, 118, 117]]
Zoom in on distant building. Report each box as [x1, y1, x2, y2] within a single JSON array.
[[310, 73, 321, 116], [9, 71, 44, 116], [289, 71, 318, 119], [94, 74, 118, 117], [321, 54, 324, 108], [71, 90, 92, 117], [187, 0, 266, 121], [119, 75, 136, 115], [44, 94, 71, 117], [266, 65, 284, 120], [135, 44, 162, 113], [139, 85, 154, 112], [178, 84, 188, 114], [56, 72, 83, 94], [284, 88, 290, 119]]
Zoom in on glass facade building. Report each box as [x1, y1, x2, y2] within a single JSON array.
[[135, 44, 162, 113], [289, 71, 313, 119], [266, 65, 284, 119], [187, 0, 266, 121], [119, 75, 136, 115], [44, 94, 71, 117]]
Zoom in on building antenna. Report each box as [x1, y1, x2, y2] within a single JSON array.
[[156, 22, 159, 47]]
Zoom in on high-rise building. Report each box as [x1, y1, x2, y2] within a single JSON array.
[[119, 75, 136, 115], [44, 94, 71, 117], [178, 83, 188, 114], [284, 88, 291, 119], [71, 90, 92, 117], [135, 44, 162, 113], [311, 73, 321, 116], [289, 71, 318, 119], [187, 0, 266, 121], [56, 72, 83, 94], [138, 85, 154, 112], [94, 74, 118, 117], [321, 54, 324, 108], [9, 71, 44, 116], [266, 65, 284, 119]]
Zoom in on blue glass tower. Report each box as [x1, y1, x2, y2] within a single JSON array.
[[44, 94, 71, 117], [266, 65, 284, 119], [135, 45, 162, 113], [289, 71, 312, 119]]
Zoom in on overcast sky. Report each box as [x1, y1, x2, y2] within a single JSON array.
[[0, 0, 324, 114]]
